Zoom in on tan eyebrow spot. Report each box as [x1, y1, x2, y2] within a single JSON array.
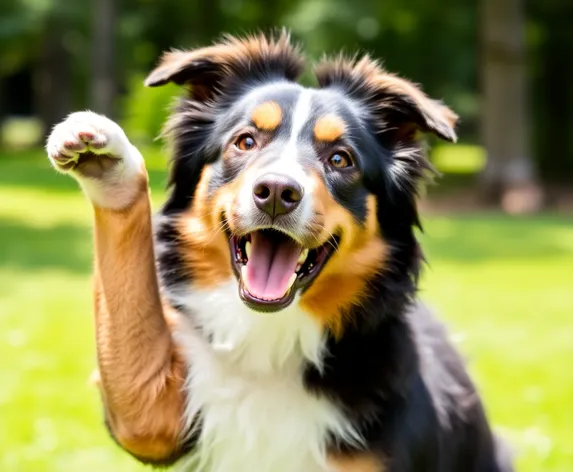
[[313, 114, 346, 142], [251, 101, 282, 131]]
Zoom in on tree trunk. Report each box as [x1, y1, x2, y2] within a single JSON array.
[[91, 0, 116, 117], [532, 0, 573, 182], [479, 0, 542, 212], [34, 18, 72, 137]]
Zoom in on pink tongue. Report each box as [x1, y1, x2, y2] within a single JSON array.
[[244, 232, 302, 301]]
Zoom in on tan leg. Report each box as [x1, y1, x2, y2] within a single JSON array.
[[46, 112, 186, 462]]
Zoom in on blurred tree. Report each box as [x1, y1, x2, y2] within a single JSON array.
[[34, 12, 72, 132], [91, 0, 117, 117], [529, 0, 573, 182], [479, 0, 540, 211], [0, 0, 88, 134], [1, 0, 572, 202]]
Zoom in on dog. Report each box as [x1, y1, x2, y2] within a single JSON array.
[[46, 32, 513, 472]]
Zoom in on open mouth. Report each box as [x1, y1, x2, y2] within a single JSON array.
[[229, 229, 338, 313]]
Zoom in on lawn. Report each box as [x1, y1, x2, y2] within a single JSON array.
[[0, 148, 572, 472]]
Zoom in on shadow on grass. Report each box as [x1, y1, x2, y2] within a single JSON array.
[[421, 213, 573, 263], [0, 217, 93, 274]]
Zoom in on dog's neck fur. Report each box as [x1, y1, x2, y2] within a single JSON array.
[[166, 280, 327, 374]]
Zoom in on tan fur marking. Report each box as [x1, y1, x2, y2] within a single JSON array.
[[177, 165, 234, 289], [300, 175, 387, 336], [92, 184, 187, 462], [178, 162, 265, 290], [251, 101, 283, 131], [328, 453, 384, 472], [313, 114, 346, 142]]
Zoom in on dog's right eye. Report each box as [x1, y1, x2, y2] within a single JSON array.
[[235, 134, 257, 151], [328, 151, 353, 169]]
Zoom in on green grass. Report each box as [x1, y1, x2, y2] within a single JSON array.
[[432, 143, 486, 174], [0, 148, 572, 471]]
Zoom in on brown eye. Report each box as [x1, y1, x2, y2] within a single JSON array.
[[235, 134, 256, 151], [329, 151, 353, 169]]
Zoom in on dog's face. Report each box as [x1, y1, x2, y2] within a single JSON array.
[[147, 33, 457, 332]]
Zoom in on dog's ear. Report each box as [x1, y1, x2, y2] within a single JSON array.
[[315, 55, 458, 143], [145, 31, 304, 102]]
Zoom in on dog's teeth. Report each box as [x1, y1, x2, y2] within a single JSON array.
[[241, 265, 248, 281], [295, 263, 302, 272], [298, 249, 308, 264], [245, 241, 251, 259]]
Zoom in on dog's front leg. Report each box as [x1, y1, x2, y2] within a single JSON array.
[[46, 112, 187, 464]]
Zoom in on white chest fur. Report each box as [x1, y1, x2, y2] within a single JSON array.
[[168, 282, 360, 472]]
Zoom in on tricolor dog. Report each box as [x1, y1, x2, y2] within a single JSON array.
[[46, 32, 513, 472]]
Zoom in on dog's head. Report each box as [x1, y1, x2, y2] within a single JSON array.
[[147, 32, 457, 333]]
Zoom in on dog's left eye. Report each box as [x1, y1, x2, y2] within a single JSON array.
[[235, 134, 257, 151], [329, 151, 353, 169]]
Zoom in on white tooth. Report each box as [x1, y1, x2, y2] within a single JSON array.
[[286, 273, 297, 291], [298, 249, 309, 264], [295, 263, 302, 272], [241, 265, 248, 282], [245, 241, 251, 259]]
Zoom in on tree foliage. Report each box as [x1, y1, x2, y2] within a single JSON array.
[[0, 0, 571, 187]]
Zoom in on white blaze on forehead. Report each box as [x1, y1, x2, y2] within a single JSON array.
[[271, 89, 315, 183], [289, 89, 314, 145], [235, 89, 318, 225]]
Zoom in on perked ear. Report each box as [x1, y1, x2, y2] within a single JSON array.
[[315, 56, 458, 143], [145, 30, 304, 102]]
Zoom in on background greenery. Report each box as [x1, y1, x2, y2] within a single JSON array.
[[2, 0, 573, 195], [1, 1, 572, 471]]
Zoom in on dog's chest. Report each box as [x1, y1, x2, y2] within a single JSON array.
[[180, 349, 344, 472], [171, 283, 358, 472]]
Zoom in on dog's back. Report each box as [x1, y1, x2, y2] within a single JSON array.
[[407, 303, 514, 471]]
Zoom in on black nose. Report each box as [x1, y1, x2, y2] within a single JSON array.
[[253, 174, 303, 218]]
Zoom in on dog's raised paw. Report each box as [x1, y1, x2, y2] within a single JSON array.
[[46, 111, 146, 209], [47, 111, 131, 176]]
